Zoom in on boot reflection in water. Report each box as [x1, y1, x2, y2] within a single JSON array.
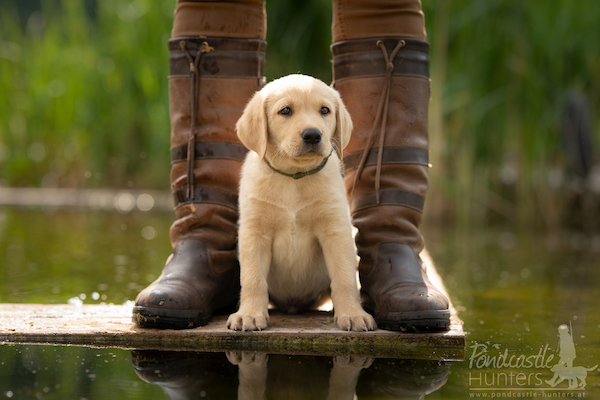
[[131, 351, 238, 399], [131, 351, 449, 400], [133, 0, 450, 332]]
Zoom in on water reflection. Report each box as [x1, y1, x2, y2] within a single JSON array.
[[131, 350, 449, 400], [0, 344, 165, 399], [0, 344, 451, 399]]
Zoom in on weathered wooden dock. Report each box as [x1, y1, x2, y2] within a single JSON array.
[[0, 251, 465, 360]]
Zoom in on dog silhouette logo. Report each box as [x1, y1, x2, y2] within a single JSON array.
[[546, 324, 598, 389]]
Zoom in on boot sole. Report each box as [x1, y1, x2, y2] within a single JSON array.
[[372, 309, 451, 333], [132, 306, 212, 329], [132, 303, 238, 330]]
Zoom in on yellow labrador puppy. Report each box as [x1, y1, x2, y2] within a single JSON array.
[[227, 74, 376, 332]]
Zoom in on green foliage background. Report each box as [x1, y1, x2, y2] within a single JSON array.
[[1, 0, 599, 227]]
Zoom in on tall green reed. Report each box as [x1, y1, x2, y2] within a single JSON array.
[[423, 0, 600, 229], [1, 0, 173, 188]]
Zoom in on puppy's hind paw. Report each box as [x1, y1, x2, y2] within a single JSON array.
[[335, 312, 377, 332], [227, 311, 269, 331]]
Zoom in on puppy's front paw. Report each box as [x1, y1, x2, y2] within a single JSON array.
[[335, 311, 377, 332], [227, 310, 269, 331]]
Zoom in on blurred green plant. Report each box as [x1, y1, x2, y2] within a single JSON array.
[[1, 0, 599, 227], [1, 0, 175, 188], [423, 0, 600, 229]]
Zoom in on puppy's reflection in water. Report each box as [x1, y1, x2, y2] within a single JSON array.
[[131, 351, 449, 400]]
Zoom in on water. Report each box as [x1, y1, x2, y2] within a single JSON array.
[[0, 347, 449, 399], [0, 208, 173, 305], [1, 208, 600, 398]]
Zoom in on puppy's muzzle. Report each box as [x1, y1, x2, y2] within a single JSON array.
[[301, 128, 322, 145]]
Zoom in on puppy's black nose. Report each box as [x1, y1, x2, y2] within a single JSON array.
[[302, 129, 322, 144]]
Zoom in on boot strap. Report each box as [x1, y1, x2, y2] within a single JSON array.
[[171, 142, 248, 164], [169, 37, 266, 79], [350, 189, 424, 214], [344, 147, 429, 172], [331, 37, 429, 83], [174, 186, 238, 211], [171, 142, 246, 210]]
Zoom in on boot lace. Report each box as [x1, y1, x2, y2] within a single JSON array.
[[351, 39, 405, 203], [179, 40, 214, 201]]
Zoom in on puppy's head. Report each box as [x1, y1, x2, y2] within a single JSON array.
[[236, 74, 352, 169]]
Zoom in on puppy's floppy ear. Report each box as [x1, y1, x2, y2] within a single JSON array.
[[333, 92, 353, 160], [236, 90, 268, 159]]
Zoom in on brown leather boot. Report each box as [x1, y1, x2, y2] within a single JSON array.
[[133, 35, 266, 329], [332, 36, 450, 332]]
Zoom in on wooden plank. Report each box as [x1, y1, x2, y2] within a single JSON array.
[[0, 250, 465, 360]]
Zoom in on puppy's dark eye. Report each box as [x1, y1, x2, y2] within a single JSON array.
[[320, 106, 330, 115], [279, 107, 292, 116]]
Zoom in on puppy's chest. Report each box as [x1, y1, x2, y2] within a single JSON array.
[[272, 202, 318, 241], [265, 188, 324, 253], [270, 206, 325, 279], [258, 182, 319, 213]]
